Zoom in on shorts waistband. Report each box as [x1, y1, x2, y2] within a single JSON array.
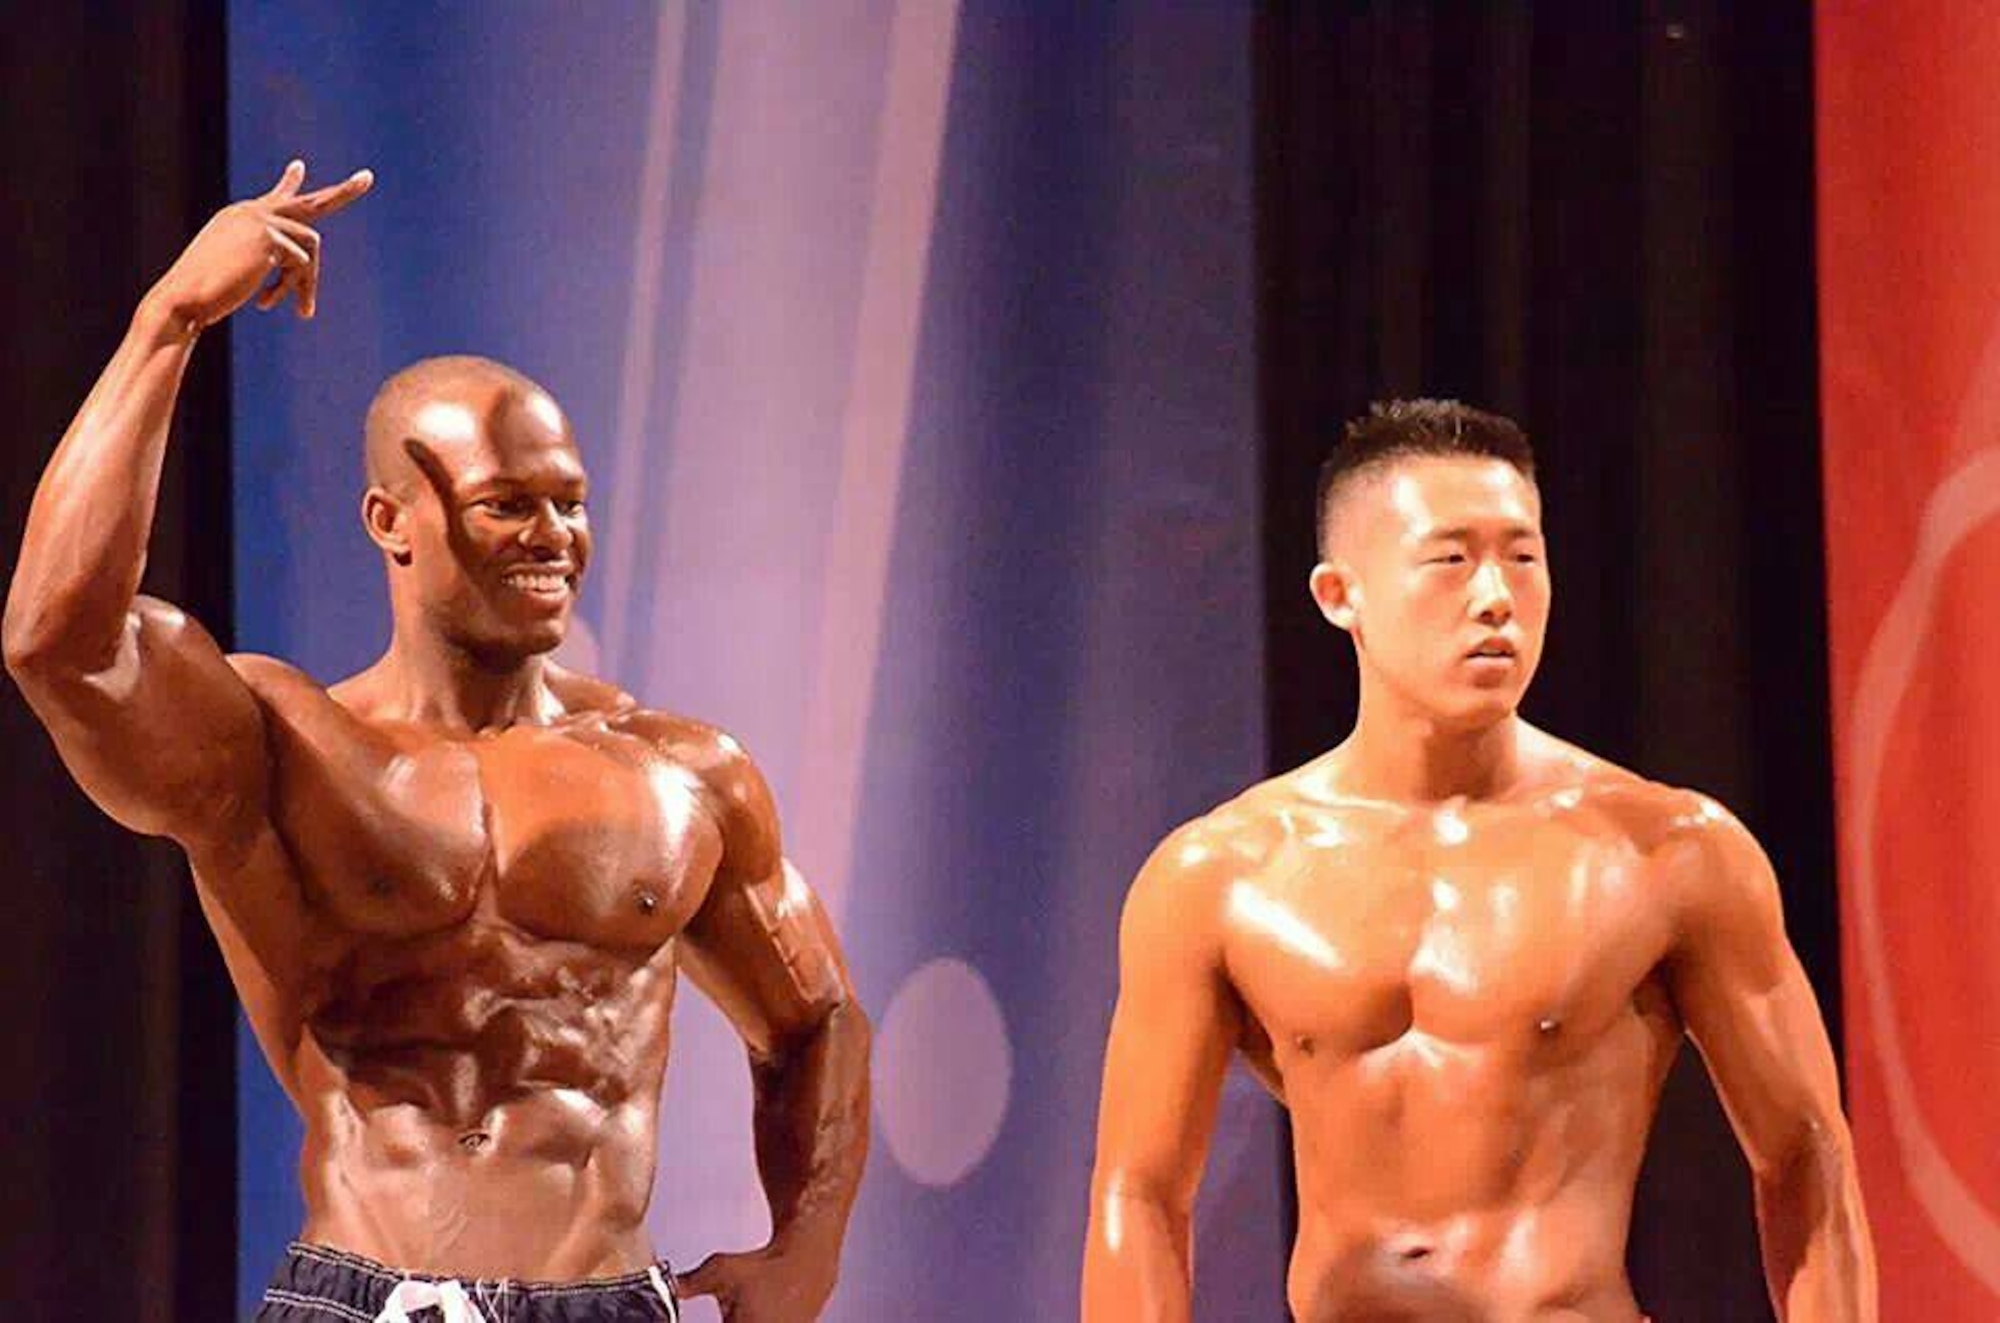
[[283, 1241, 678, 1299]]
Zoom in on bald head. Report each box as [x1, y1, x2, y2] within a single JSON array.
[[364, 355, 570, 496], [358, 356, 591, 657]]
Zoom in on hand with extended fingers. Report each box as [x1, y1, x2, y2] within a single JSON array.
[[147, 158, 373, 332]]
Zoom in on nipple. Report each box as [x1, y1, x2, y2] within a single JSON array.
[[637, 890, 659, 916], [1537, 1017, 1560, 1036]]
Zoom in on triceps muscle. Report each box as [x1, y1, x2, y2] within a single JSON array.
[[21, 597, 271, 855]]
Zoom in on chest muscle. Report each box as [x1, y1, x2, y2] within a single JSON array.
[[275, 722, 721, 950], [1227, 827, 1667, 1058]]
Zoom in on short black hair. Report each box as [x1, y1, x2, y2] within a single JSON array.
[[1314, 399, 1536, 558]]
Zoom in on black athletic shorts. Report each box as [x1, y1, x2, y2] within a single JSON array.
[[254, 1241, 680, 1322]]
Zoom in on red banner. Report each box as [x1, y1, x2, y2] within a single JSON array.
[[1818, 3, 2000, 1315]]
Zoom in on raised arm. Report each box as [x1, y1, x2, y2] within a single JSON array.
[[1083, 821, 1241, 1323], [1663, 799, 1876, 1322], [671, 729, 870, 1323], [3, 160, 370, 863]]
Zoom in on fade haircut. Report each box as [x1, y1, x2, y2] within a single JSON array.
[[1314, 399, 1536, 558]]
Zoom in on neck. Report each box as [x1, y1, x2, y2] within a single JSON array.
[[1338, 677, 1524, 804], [375, 618, 558, 733]]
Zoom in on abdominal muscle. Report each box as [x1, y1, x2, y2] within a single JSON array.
[[1281, 1017, 1674, 1321], [1287, 1191, 1646, 1323], [294, 1044, 666, 1281], [257, 883, 688, 1280]]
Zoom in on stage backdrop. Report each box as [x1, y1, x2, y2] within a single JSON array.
[[228, 3, 1284, 1317], [1818, 2, 2000, 1316]]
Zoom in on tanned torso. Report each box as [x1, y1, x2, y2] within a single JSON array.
[[1196, 740, 1698, 1322], [8, 165, 868, 1316], [213, 659, 729, 1280], [1089, 446, 1871, 1321]]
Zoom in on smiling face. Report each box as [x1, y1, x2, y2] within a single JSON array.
[[1312, 455, 1550, 729], [363, 359, 591, 664]]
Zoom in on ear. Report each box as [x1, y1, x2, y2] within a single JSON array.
[[362, 486, 413, 564], [1309, 560, 1361, 634]]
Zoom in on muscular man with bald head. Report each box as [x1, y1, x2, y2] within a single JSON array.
[[6, 164, 869, 1321], [1084, 401, 1876, 1320]]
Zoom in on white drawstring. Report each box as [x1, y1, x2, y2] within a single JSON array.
[[364, 1263, 673, 1321], [375, 1276, 481, 1323], [647, 1264, 678, 1315]]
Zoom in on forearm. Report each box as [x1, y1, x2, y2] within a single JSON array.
[[1755, 1130, 1877, 1322], [4, 296, 197, 669], [749, 995, 872, 1262], [1082, 1180, 1193, 1323]]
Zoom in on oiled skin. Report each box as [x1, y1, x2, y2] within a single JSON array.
[[4, 163, 868, 1313], [1161, 740, 1691, 1321], [1085, 455, 1874, 1322], [223, 658, 826, 1278]]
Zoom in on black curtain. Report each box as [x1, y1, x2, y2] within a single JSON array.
[[0, 4, 234, 1318], [1256, 3, 1835, 1318]]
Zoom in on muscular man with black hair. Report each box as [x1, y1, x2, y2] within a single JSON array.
[[1085, 400, 1874, 1321]]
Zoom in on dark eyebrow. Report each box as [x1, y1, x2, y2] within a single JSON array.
[[1417, 524, 1541, 543], [461, 472, 589, 498]]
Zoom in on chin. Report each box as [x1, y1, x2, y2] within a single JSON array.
[[1370, 659, 1530, 731], [494, 599, 573, 652], [516, 621, 568, 656], [1432, 689, 1522, 732], [458, 618, 568, 665]]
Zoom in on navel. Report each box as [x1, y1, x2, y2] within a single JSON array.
[[1293, 1034, 1316, 1057], [1385, 1233, 1437, 1265], [457, 1130, 491, 1153]]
